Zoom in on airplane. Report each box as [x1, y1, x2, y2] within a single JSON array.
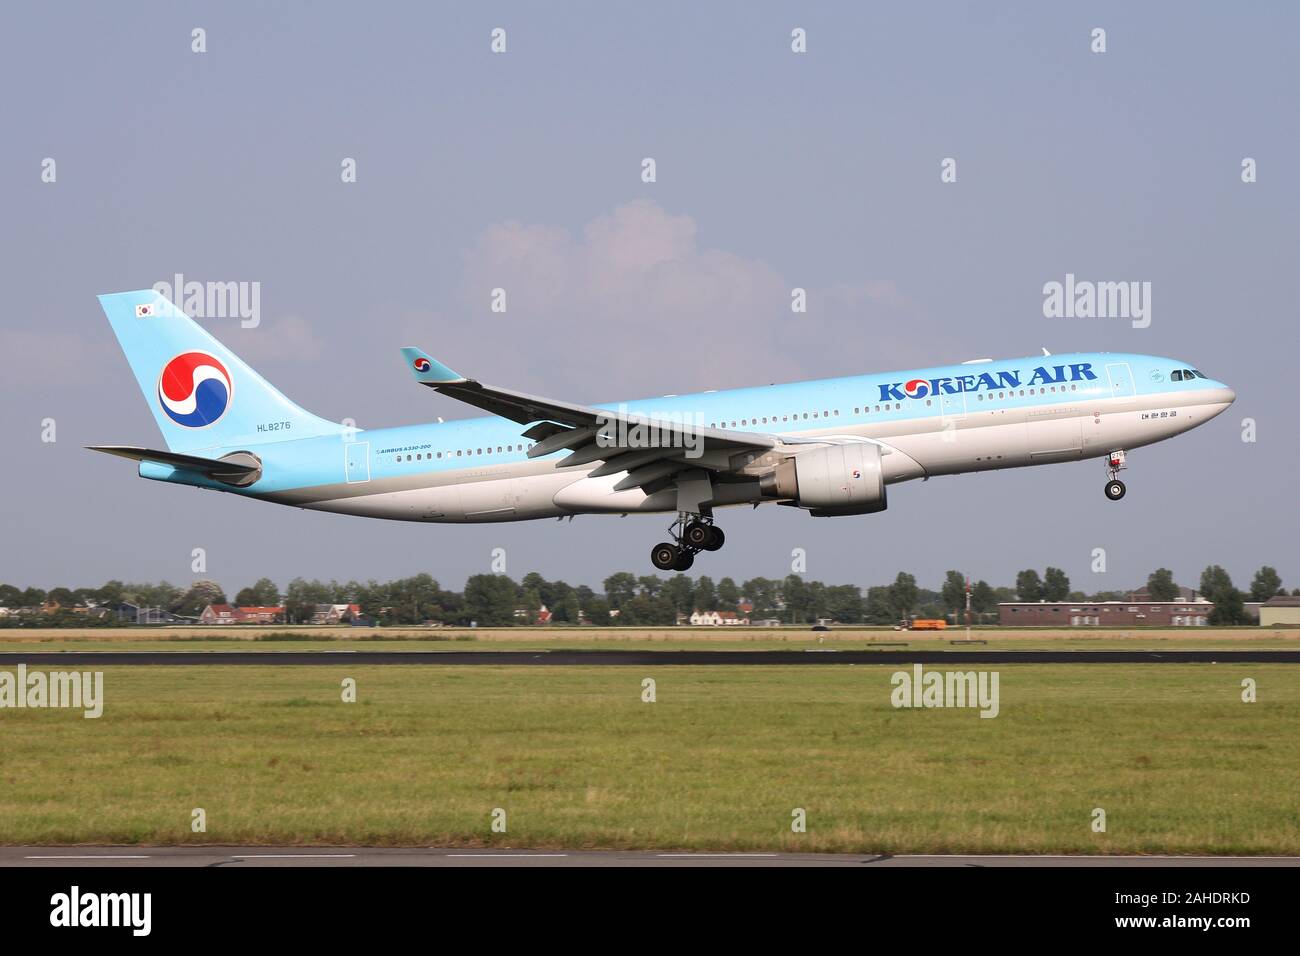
[[91, 290, 1236, 571]]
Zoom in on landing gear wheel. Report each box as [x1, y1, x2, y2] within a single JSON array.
[[672, 550, 695, 571], [1105, 479, 1126, 501], [651, 542, 681, 571], [701, 526, 725, 551], [684, 521, 713, 549]]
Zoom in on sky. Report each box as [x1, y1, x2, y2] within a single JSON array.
[[1, 1, 1295, 596]]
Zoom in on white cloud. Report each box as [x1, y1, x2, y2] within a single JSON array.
[[455, 200, 916, 398]]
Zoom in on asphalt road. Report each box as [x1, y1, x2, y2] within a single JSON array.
[[0, 649, 1297, 666], [4, 847, 1298, 867]]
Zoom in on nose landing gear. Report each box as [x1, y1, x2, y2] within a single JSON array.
[[1104, 450, 1127, 500], [651, 514, 725, 570]]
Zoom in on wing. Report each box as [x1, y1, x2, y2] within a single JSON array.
[[398, 347, 786, 502]]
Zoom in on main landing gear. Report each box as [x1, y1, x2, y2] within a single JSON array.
[[1104, 449, 1127, 501], [651, 514, 726, 571]]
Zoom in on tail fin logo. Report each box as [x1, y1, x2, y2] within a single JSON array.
[[412, 357, 432, 373], [157, 351, 233, 428]]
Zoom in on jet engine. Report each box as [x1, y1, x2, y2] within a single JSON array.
[[759, 442, 887, 516]]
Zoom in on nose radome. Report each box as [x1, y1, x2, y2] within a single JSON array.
[[1222, 386, 1236, 405]]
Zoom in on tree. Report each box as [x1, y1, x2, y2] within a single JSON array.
[[547, 581, 578, 623], [742, 577, 778, 619], [636, 576, 664, 599], [970, 580, 996, 621], [1015, 569, 1043, 603], [463, 574, 519, 626], [662, 575, 695, 618], [555, 591, 582, 625], [1250, 566, 1284, 603], [174, 580, 227, 616], [889, 572, 919, 622], [823, 584, 864, 623], [1043, 567, 1070, 602], [19, 586, 46, 607], [1145, 568, 1179, 601], [603, 573, 638, 610], [585, 597, 610, 624], [940, 571, 966, 619], [717, 577, 741, 612], [864, 586, 895, 624], [1199, 565, 1249, 625], [693, 575, 717, 611], [284, 578, 333, 624], [235, 577, 281, 607], [782, 575, 812, 623]]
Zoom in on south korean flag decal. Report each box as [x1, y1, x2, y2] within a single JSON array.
[[135, 303, 154, 318]]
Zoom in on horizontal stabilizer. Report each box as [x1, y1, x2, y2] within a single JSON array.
[[87, 445, 261, 485]]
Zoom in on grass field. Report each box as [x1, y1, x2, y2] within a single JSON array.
[[1, 661, 1297, 853], [2, 625, 1298, 653]]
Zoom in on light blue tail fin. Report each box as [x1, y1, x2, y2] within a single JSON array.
[[98, 290, 346, 453]]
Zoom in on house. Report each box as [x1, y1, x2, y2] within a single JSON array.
[[512, 603, 553, 624], [688, 609, 750, 626], [237, 606, 284, 624], [200, 604, 238, 624], [311, 603, 361, 624], [106, 602, 193, 625], [201, 604, 285, 624]]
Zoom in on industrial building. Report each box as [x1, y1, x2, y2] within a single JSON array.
[[998, 599, 1213, 626], [1260, 596, 1300, 627]]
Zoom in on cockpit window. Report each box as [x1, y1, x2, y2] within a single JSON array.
[[1171, 370, 1183, 381], [1191, 369, 1207, 379]]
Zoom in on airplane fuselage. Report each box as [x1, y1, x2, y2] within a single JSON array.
[[139, 351, 1235, 522]]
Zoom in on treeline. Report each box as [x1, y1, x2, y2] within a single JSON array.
[[1, 564, 1290, 628]]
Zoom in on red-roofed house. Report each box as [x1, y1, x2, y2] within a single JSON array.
[[200, 604, 238, 624]]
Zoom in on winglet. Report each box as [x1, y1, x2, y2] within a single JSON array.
[[399, 347, 466, 385]]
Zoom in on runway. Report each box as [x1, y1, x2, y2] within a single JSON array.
[[4, 846, 1298, 867], [1, 649, 1298, 666]]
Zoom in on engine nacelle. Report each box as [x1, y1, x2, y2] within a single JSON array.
[[760, 443, 887, 516]]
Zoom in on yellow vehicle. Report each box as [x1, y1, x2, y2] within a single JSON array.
[[908, 619, 948, 631]]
